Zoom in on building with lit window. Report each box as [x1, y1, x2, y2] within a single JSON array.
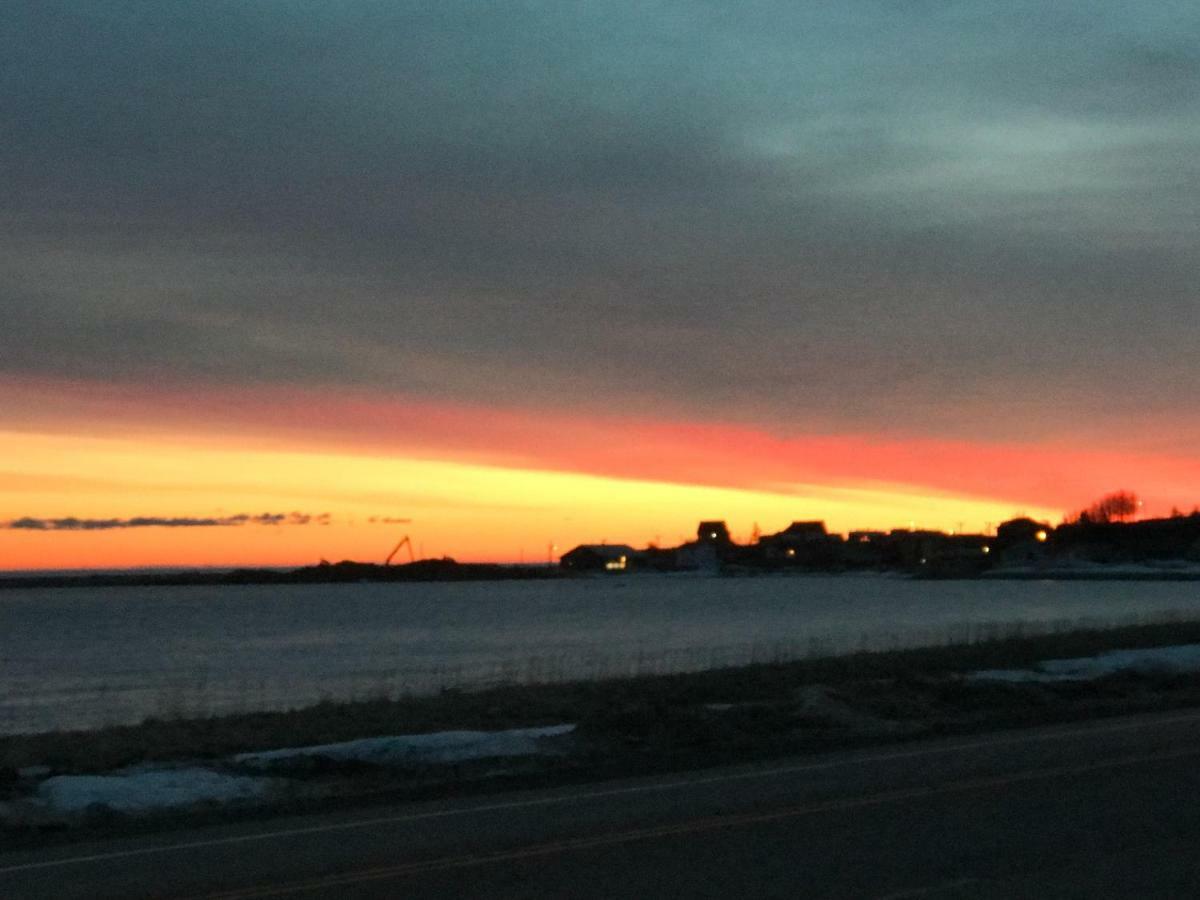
[[559, 544, 637, 572]]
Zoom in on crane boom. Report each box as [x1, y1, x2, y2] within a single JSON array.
[[385, 534, 415, 565]]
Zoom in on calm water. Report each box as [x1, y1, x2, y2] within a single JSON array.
[[2, 575, 1199, 735]]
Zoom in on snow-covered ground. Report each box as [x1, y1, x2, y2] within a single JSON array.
[[36, 768, 273, 813], [970, 644, 1200, 683], [234, 724, 575, 768], [6, 724, 576, 819]]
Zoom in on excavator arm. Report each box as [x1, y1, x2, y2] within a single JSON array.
[[385, 535, 415, 565]]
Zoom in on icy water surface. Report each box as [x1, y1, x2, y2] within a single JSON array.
[[2, 574, 1199, 734]]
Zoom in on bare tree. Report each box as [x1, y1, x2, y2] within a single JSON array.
[[1073, 490, 1140, 524]]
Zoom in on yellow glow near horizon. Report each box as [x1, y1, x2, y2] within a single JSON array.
[[0, 430, 1062, 570]]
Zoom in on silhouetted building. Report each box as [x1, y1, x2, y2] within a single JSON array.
[[995, 518, 1052, 566], [697, 521, 732, 544], [675, 520, 737, 570], [758, 520, 841, 567], [560, 544, 637, 572], [780, 521, 828, 540], [638, 545, 680, 572], [844, 531, 888, 567], [848, 531, 886, 544], [995, 518, 1051, 546]]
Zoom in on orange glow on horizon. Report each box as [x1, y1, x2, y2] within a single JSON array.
[[2, 376, 1198, 571], [0, 429, 1063, 571]]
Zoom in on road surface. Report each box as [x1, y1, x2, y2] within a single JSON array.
[[5, 709, 1200, 898]]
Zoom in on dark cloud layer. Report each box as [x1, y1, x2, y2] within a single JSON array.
[[3, 2, 1198, 445], [5, 513, 332, 531]]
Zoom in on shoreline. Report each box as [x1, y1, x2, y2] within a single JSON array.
[[0, 561, 568, 591], [6, 564, 1200, 591]]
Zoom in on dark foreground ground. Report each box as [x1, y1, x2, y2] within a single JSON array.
[[6, 624, 1200, 895], [5, 708, 1200, 899]]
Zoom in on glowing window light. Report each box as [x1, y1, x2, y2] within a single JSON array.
[[1035, 530, 1048, 542], [604, 554, 628, 571]]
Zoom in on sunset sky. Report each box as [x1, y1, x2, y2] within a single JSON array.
[[3, 2, 1198, 569]]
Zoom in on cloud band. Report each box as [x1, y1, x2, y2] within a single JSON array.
[[4, 513, 332, 531]]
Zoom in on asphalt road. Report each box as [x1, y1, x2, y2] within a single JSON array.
[[6, 709, 1200, 899]]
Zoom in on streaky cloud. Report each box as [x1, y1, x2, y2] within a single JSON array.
[[4, 512, 332, 531]]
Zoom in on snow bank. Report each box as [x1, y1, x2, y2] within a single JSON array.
[[37, 768, 272, 813], [970, 644, 1200, 683], [19, 724, 576, 816], [234, 724, 576, 768]]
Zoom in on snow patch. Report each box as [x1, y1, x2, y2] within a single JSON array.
[[969, 644, 1200, 683], [234, 724, 576, 768], [18, 724, 576, 817], [37, 768, 272, 813]]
